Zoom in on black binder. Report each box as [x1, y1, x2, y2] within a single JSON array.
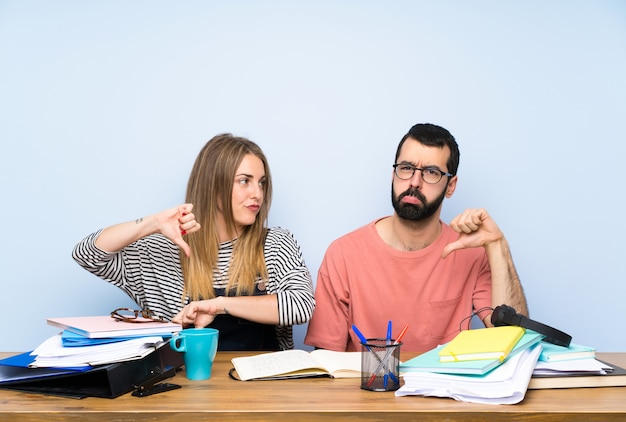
[[0, 340, 184, 399]]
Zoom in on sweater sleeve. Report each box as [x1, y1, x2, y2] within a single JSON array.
[[71, 230, 186, 320], [263, 227, 315, 326]]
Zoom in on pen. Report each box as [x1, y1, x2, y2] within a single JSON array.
[[351, 324, 370, 348], [394, 324, 409, 345], [352, 325, 399, 384], [384, 321, 392, 388], [366, 324, 408, 388]]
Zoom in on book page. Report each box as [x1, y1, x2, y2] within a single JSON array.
[[309, 350, 361, 378], [231, 350, 329, 381]]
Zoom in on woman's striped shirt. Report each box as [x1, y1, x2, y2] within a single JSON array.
[[72, 227, 315, 350]]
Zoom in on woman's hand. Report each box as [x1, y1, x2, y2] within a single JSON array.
[[155, 204, 201, 257], [94, 203, 201, 256], [173, 299, 225, 328]]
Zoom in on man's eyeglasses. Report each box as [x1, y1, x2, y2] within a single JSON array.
[[392, 163, 453, 184], [110, 308, 167, 323]]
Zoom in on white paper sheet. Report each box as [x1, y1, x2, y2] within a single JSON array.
[[396, 343, 541, 405]]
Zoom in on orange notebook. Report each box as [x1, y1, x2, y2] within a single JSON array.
[[438, 326, 525, 362]]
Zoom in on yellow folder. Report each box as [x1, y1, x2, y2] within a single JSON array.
[[438, 326, 526, 362]]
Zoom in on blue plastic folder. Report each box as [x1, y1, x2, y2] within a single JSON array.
[[60, 330, 172, 347], [401, 330, 544, 375], [0, 352, 90, 383]]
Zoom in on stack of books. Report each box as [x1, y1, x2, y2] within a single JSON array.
[[28, 315, 182, 367], [398, 327, 626, 403], [24, 316, 182, 368], [398, 326, 544, 404], [529, 342, 626, 389], [0, 315, 184, 398]]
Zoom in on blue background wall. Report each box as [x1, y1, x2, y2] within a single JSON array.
[[1, 0, 625, 352]]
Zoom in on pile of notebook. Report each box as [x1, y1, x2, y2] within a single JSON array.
[[27, 315, 182, 367], [397, 326, 618, 404], [0, 314, 184, 398], [2, 315, 181, 369], [529, 341, 625, 390]]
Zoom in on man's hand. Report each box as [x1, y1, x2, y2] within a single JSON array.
[[442, 208, 503, 258]]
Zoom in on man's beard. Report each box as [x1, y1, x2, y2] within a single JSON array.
[[391, 184, 447, 221]]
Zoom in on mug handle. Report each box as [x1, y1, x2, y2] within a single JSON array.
[[170, 334, 186, 352]]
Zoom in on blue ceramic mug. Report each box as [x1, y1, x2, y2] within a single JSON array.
[[170, 328, 219, 380]]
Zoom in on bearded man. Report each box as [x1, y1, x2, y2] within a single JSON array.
[[304, 123, 527, 353]]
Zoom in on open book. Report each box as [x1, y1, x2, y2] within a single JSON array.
[[231, 349, 361, 381]]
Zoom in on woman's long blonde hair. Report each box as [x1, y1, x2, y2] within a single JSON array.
[[180, 134, 272, 300]]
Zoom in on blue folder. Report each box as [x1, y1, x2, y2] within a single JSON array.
[[60, 330, 171, 347], [0, 352, 89, 384]]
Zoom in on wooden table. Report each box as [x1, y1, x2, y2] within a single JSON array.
[[1, 352, 625, 421]]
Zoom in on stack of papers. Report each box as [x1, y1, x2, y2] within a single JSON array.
[[528, 343, 626, 389], [534, 357, 609, 376], [532, 341, 601, 378], [396, 344, 542, 405], [527, 341, 626, 389], [17, 314, 180, 368], [530, 358, 626, 389], [401, 330, 544, 376], [30, 333, 165, 367], [397, 328, 545, 404], [399, 328, 617, 397]]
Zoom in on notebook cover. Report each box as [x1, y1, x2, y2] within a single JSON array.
[[47, 316, 181, 339], [538, 342, 596, 362], [438, 326, 526, 362]]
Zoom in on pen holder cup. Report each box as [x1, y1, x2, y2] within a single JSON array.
[[360, 338, 402, 392]]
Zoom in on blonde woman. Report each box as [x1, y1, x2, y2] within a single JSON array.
[[73, 134, 314, 350]]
